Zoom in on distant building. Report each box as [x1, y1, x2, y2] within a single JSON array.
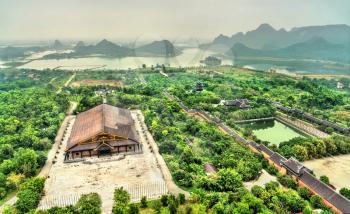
[[195, 82, 205, 91], [200, 56, 222, 66], [220, 99, 252, 109], [337, 82, 344, 89], [204, 163, 218, 175]]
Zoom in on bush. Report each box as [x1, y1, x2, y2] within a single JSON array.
[[160, 195, 168, 206], [297, 187, 311, 200], [178, 193, 186, 204], [140, 196, 147, 208], [185, 206, 193, 214], [168, 200, 177, 214], [310, 195, 325, 209], [15, 189, 41, 213], [320, 175, 330, 185], [75, 193, 102, 214], [266, 165, 278, 175], [152, 200, 162, 214], [340, 188, 350, 200], [277, 175, 297, 189], [15, 177, 45, 213], [128, 204, 139, 214], [113, 187, 130, 214]]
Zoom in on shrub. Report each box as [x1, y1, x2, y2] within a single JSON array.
[[320, 175, 330, 185], [152, 200, 162, 214], [128, 204, 139, 214], [340, 188, 350, 200], [168, 200, 177, 214], [160, 195, 168, 206], [266, 165, 278, 175], [140, 196, 147, 208], [310, 195, 325, 209], [75, 193, 102, 214], [297, 187, 311, 200], [178, 193, 186, 204], [277, 175, 297, 189], [113, 188, 130, 214], [15, 177, 45, 213]]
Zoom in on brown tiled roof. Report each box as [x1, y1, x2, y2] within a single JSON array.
[[69, 140, 139, 152], [282, 157, 307, 175], [67, 104, 139, 151], [204, 163, 218, 174], [300, 171, 350, 213], [258, 144, 274, 156], [269, 152, 286, 167]]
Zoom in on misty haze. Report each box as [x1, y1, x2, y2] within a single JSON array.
[[0, 1, 349, 214]]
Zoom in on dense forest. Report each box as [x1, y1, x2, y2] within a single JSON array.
[[0, 77, 69, 203], [0, 67, 349, 213]]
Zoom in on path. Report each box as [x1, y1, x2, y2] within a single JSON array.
[[276, 114, 329, 138], [244, 170, 277, 190], [0, 101, 77, 212], [56, 72, 76, 94]]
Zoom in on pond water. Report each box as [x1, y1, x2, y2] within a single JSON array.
[[241, 120, 308, 145], [19, 48, 233, 70]]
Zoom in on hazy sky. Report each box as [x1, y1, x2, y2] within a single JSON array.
[[0, 0, 349, 42]]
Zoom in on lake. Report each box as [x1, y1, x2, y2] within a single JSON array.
[[19, 48, 233, 70], [241, 120, 308, 145]]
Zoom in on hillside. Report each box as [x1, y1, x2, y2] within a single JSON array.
[[202, 24, 350, 52], [135, 40, 180, 57], [228, 37, 350, 63]]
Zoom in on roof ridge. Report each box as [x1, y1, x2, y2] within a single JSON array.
[[102, 104, 106, 133]]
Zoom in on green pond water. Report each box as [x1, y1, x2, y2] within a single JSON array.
[[241, 120, 308, 145]]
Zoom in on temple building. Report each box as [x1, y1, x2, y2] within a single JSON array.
[[65, 104, 141, 160]]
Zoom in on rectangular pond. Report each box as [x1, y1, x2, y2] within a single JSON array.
[[240, 119, 309, 145]]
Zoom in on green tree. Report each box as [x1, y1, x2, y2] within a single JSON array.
[[140, 196, 147, 208], [340, 188, 350, 200], [320, 175, 330, 185], [75, 193, 102, 214]]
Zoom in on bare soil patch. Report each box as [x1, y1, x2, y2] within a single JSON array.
[[303, 154, 350, 190], [70, 79, 123, 87]]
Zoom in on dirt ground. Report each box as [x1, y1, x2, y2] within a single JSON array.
[[70, 79, 123, 87], [303, 154, 350, 190], [38, 111, 166, 213]]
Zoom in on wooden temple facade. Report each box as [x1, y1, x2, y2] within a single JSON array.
[[65, 104, 141, 160]]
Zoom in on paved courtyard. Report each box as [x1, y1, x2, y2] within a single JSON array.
[[39, 111, 167, 213]]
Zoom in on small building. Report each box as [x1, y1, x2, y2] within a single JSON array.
[[65, 104, 141, 160], [195, 82, 205, 91], [221, 99, 252, 109], [204, 163, 218, 175], [337, 82, 344, 89], [281, 157, 312, 178]]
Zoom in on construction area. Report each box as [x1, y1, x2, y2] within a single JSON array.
[[38, 110, 169, 213]]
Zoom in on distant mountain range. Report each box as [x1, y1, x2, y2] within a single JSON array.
[[43, 39, 180, 59], [202, 23, 350, 63], [203, 24, 350, 51], [0, 39, 180, 60], [228, 37, 350, 63]]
